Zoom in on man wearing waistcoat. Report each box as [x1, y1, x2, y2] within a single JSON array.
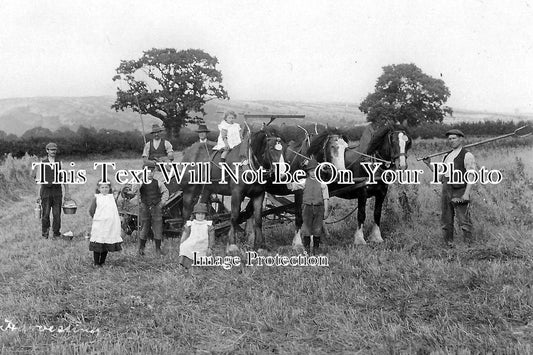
[[35, 142, 71, 239], [137, 167, 169, 256], [424, 129, 476, 247], [142, 124, 174, 169]]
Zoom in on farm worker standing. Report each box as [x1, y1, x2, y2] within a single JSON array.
[[288, 159, 330, 255], [136, 166, 169, 256], [34, 142, 71, 239], [213, 110, 249, 164], [142, 124, 174, 169], [88, 180, 123, 267], [423, 129, 476, 247], [178, 203, 216, 269]]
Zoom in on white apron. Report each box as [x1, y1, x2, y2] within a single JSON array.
[[180, 220, 212, 259], [90, 194, 123, 244]]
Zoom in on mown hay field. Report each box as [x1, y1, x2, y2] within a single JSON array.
[[0, 137, 532, 354]]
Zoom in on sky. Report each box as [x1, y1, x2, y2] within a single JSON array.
[[1, 0, 532, 113]]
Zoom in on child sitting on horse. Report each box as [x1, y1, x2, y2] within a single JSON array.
[[213, 110, 249, 164], [178, 203, 215, 269], [88, 180, 123, 267]]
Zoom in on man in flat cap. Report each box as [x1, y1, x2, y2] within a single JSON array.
[[423, 129, 476, 247], [35, 142, 71, 239], [142, 124, 174, 169]]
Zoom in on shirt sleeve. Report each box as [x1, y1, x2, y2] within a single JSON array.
[[89, 197, 97, 218], [218, 121, 230, 130], [165, 140, 173, 154], [142, 142, 150, 158], [464, 152, 476, 170], [288, 179, 306, 191], [159, 180, 169, 203], [321, 183, 329, 200]]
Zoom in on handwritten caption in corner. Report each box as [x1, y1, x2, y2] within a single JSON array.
[[0, 319, 100, 335]]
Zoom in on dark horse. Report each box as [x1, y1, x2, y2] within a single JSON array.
[[179, 128, 287, 253], [334, 124, 412, 244]]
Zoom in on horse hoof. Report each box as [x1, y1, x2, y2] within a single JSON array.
[[369, 235, 384, 243], [369, 226, 383, 243], [354, 234, 367, 245]]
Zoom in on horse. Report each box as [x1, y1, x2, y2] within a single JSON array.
[[233, 128, 349, 250], [179, 127, 287, 253], [334, 124, 412, 244]]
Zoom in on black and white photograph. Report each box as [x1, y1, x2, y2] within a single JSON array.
[[1, 1, 532, 353]]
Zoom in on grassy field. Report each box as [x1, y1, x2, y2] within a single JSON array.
[[0, 138, 532, 354]]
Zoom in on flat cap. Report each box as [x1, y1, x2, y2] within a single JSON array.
[[445, 129, 465, 138], [304, 159, 319, 171], [46, 142, 58, 150]]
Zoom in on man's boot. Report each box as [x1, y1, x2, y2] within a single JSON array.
[[138, 239, 146, 256], [313, 236, 321, 255], [302, 236, 311, 255], [155, 239, 166, 256]]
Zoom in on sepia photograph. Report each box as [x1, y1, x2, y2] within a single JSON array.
[[0, 0, 532, 353]]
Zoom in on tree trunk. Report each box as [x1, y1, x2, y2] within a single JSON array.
[[163, 119, 181, 139]]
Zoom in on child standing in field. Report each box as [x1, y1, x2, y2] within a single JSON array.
[[289, 159, 329, 255], [213, 110, 244, 162], [178, 203, 215, 268], [88, 181, 123, 267]]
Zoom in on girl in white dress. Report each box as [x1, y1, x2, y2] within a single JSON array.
[[89, 181, 123, 267], [178, 203, 215, 268], [213, 110, 242, 162]]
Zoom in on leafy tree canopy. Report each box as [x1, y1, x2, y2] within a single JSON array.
[[359, 63, 452, 126], [112, 48, 229, 137]]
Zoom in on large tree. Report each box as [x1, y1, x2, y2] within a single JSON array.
[[359, 63, 452, 126], [112, 48, 229, 137]]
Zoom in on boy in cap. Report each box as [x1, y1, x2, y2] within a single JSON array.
[[137, 166, 169, 256], [423, 129, 476, 246], [178, 203, 215, 268], [142, 123, 174, 169], [289, 159, 330, 255], [35, 142, 71, 239]]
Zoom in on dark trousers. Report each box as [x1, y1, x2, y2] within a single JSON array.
[[41, 193, 62, 237], [140, 202, 163, 240], [441, 183, 472, 242], [302, 204, 324, 237]]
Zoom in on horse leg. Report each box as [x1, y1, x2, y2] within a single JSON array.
[[226, 191, 243, 255], [292, 191, 304, 249], [354, 190, 367, 245], [252, 192, 266, 252], [181, 187, 195, 221], [369, 185, 387, 243]]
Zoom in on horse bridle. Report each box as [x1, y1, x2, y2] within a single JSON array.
[[374, 130, 409, 169]]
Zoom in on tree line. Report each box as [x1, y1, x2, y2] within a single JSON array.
[[1, 120, 529, 159]]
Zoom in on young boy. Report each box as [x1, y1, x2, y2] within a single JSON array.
[[137, 167, 169, 256], [178, 203, 215, 268], [290, 159, 329, 255]]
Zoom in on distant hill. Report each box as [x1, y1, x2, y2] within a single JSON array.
[[0, 96, 531, 136]]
